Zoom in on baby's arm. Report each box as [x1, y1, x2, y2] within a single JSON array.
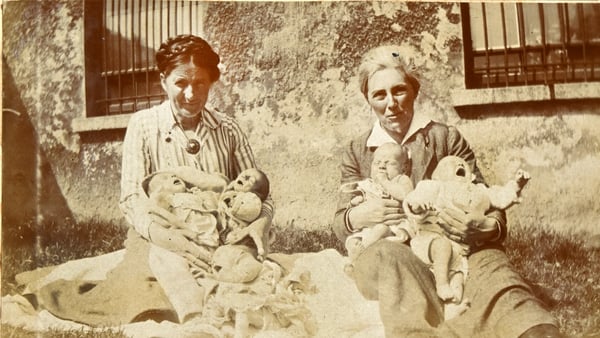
[[170, 166, 229, 193], [225, 218, 267, 261], [389, 218, 418, 242], [403, 180, 441, 218], [221, 192, 267, 260], [378, 174, 414, 201], [339, 182, 366, 208], [484, 169, 531, 210], [361, 223, 394, 248]]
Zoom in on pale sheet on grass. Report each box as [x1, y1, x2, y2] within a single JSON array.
[[2, 249, 384, 338]]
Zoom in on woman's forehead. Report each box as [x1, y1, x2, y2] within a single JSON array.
[[368, 68, 411, 90], [168, 62, 210, 78]]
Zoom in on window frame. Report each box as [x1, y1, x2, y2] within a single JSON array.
[[460, 3, 600, 90], [76, 0, 207, 132]]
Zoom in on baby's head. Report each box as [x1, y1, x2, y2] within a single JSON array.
[[220, 190, 263, 224], [143, 172, 187, 197], [230, 168, 270, 201], [371, 143, 411, 180], [432, 156, 475, 183]]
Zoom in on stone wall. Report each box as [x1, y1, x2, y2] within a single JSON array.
[[3, 1, 599, 235]]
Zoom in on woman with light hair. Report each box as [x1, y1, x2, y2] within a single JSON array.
[[333, 45, 562, 338]]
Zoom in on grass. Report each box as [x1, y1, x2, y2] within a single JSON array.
[[504, 225, 600, 338], [1, 327, 128, 338], [2, 219, 599, 337], [1, 218, 129, 338]]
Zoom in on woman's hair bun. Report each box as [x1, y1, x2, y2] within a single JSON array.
[[156, 34, 220, 81]]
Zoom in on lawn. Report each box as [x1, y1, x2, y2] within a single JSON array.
[[2, 219, 599, 337]]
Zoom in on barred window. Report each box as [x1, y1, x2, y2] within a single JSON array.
[[461, 3, 600, 89], [84, 0, 206, 116]]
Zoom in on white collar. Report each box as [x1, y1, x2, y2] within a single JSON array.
[[366, 112, 432, 147]]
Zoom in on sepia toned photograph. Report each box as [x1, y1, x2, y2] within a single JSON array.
[[2, 1, 599, 337]]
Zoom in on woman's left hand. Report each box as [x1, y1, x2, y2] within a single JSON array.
[[437, 206, 498, 247], [225, 216, 271, 259]]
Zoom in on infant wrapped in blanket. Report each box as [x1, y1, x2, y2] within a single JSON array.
[[143, 167, 315, 337], [143, 167, 267, 280]]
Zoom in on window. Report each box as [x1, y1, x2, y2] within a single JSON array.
[[84, 0, 206, 117], [461, 3, 600, 89]]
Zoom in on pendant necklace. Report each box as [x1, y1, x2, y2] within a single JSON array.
[[173, 113, 201, 155], [183, 133, 201, 154]]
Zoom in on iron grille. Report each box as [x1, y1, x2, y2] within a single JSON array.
[[85, 0, 206, 116], [461, 3, 600, 89]]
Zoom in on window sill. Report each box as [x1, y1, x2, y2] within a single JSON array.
[[451, 82, 600, 107], [72, 114, 131, 133]]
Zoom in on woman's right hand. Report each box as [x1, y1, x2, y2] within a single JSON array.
[[348, 197, 404, 231], [147, 222, 212, 271]]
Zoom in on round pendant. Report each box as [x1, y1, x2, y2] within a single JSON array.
[[186, 139, 200, 154]]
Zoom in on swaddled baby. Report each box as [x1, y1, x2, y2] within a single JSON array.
[[142, 167, 270, 280], [143, 167, 228, 251]]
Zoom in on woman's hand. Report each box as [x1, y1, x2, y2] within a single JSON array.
[[348, 197, 404, 231], [148, 223, 212, 271], [437, 206, 499, 247]]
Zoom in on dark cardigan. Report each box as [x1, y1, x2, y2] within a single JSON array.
[[333, 121, 507, 248]]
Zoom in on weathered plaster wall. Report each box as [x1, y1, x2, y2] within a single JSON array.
[[204, 2, 600, 235], [3, 2, 599, 236], [3, 1, 125, 225], [205, 2, 466, 230]]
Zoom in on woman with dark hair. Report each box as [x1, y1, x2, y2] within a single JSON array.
[[17, 35, 273, 328], [121, 34, 273, 255], [118, 34, 273, 324], [334, 45, 562, 338]]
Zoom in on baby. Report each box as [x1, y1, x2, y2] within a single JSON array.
[[342, 143, 416, 263], [203, 257, 316, 338], [205, 170, 314, 338], [143, 167, 270, 279], [217, 167, 271, 261], [145, 168, 309, 337], [143, 168, 228, 252], [403, 155, 530, 319]]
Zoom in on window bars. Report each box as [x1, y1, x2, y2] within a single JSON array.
[[461, 3, 600, 89], [85, 0, 205, 116]]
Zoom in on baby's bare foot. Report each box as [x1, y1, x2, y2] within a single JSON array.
[[444, 298, 471, 320], [436, 283, 456, 302]]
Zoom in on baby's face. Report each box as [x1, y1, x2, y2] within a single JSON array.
[[371, 145, 409, 180], [432, 156, 474, 183], [149, 173, 187, 195], [231, 168, 264, 193]]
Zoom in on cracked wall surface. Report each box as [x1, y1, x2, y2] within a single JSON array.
[[3, 1, 599, 236]]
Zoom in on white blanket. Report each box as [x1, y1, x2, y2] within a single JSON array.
[[2, 249, 384, 337]]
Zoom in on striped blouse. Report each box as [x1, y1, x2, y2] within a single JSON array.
[[120, 101, 273, 238]]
